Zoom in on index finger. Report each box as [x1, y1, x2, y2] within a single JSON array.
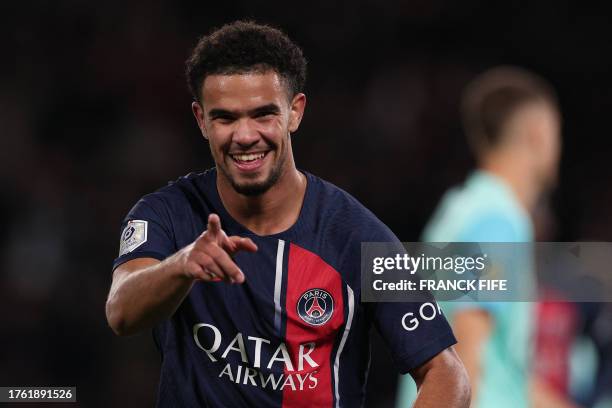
[[207, 213, 222, 237]]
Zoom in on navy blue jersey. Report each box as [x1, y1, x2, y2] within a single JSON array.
[[113, 169, 456, 408]]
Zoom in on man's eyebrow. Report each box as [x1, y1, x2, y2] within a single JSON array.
[[207, 108, 236, 118], [248, 104, 281, 116], [207, 104, 280, 119]]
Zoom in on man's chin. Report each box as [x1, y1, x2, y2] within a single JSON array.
[[219, 160, 284, 197], [229, 180, 270, 196]]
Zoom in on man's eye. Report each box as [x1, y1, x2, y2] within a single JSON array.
[[214, 116, 234, 123], [255, 112, 274, 119]]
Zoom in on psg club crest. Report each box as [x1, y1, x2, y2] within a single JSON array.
[[297, 289, 334, 326]]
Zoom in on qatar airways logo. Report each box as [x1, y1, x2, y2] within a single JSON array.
[[193, 323, 319, 391]]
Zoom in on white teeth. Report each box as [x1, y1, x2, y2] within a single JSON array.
[[233, 152, 265, 162]]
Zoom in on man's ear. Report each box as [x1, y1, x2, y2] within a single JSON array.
[[192, 101, 208, 139], [522, 108, 549, 157], [288, 93, 306, 133]]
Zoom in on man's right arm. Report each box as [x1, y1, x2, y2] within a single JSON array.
[[105, 214, 257, 336], [106, 257, 194, 336]]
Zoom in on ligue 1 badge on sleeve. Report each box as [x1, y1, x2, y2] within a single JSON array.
[[119, 220, 148, 256]]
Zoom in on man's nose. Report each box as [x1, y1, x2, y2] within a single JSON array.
[[233, 118, 259, 147]]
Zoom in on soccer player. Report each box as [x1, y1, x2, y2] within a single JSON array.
[[395, 67, 573, 407], [105, 21, 469, 407]]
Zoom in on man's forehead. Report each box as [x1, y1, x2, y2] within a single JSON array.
[[201, 71, 287, 110]]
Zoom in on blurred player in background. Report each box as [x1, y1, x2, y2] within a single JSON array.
[[580, 303, 612, 407], [530, 202, 582, 406], [105, 20, 470, 407], [396, 66, 578, 407]]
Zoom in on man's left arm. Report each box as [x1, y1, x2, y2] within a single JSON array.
[[408, 347, 470, 408], [369, 298, 470, 407], [354, 221, 469, 406]]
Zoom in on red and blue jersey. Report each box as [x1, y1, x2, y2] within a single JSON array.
[[113, 169, 456, 407]]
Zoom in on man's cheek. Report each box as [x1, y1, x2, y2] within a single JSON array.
[[259, 120, 285, 139]]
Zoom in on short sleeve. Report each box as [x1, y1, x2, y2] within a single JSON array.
[[364, 222, 457, 374], [112, 193, 176, 270], [371, 300, 456, 373], [457, 213, 519, 242], [450, 213, 522, 317]]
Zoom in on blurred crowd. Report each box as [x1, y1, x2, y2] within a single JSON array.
[[2, 1, 612, 406]]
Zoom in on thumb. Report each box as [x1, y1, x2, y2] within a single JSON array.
[[227, 236, 258, 253]]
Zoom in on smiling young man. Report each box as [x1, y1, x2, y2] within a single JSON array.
[[105, 21, 469, 407]]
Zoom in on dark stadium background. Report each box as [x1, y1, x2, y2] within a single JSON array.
[[1, 1, 611, 406]]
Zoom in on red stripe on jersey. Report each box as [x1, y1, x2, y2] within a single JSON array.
[[282, 243, 344, 408]]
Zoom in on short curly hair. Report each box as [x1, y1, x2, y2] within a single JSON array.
[[185, 20, 307, 103]]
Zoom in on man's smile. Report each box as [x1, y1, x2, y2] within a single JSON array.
[[229, 151, 271, 172]]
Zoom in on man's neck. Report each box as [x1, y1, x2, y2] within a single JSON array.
[[216, 167, 307, 236]]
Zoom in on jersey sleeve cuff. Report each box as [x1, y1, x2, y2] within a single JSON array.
[[395, 332, 457, 374], [112, 251, 168, 271]]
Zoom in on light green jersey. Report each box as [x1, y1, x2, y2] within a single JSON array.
[[396, 171, 534, 408]]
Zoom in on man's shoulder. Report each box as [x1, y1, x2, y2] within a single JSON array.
[[306, 172, 398, 242], [307, 172, 372, 215], [424, 180, 531, 242], [139, 169, 215, 207], [157, 169, 215, 195], [123, 169, 217, 229]]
